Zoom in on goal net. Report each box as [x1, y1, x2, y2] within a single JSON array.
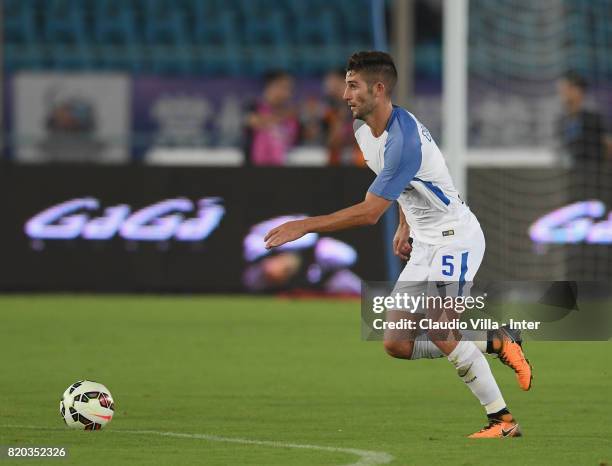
[[466, 0, 612, 280]]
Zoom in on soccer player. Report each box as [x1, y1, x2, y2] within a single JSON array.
[[264, 51, 532, 438]]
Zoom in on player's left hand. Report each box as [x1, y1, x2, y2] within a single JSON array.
[[264, 220, 307, 249]]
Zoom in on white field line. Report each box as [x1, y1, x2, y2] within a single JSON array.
[[1, 425, 394, 466]]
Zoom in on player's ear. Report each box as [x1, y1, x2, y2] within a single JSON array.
[[374, 81, 386, 98]]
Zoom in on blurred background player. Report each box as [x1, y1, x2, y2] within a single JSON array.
[[264, 51, 532, 438], [556, 71, 611, 203], [556, 71, 612, 279]]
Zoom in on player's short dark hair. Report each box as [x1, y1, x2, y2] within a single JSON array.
[[562, 70, 587, 90], [263, 70, 292, 87], [346, 51, 398, 95]]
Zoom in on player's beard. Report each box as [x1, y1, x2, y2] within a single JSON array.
[[352, 96, 376, 120]]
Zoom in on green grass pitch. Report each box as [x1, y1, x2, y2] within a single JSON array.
[[0, 295, 610, 465]]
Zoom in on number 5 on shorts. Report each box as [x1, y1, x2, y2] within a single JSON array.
[[442, 255, 454, 276]]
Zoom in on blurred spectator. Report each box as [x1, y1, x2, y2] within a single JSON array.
[[40, 97, 104, 163], [322, 68, 364, 166], [299, 95, 325, 146], [556, 71, 610, 201], [244, 71, 299, 166]]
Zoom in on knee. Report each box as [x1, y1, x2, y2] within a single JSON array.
[[383, 340, 414, 359]]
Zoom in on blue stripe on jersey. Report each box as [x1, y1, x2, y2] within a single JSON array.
[[458, 251, 469, 296], [367, 107, 422, 201], [413, 177, 451, 206]]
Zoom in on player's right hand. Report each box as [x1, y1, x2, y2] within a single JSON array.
[[393, 224, 412, 261]]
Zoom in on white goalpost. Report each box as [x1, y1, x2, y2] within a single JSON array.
[[442, 0, 469, 198]]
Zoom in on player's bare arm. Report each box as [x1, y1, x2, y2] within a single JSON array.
[[264, 192, 391, 249]]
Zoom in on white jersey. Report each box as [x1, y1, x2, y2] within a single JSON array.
[[354, 106, 477, 245]]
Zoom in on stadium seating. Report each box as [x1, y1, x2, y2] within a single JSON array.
[[3, 0, 375, 75], [4, 0, 39, 44], [5, 0, 607, 79]]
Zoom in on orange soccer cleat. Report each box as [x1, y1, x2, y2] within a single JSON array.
[[468, 415, 522, 439], [494, 326, 533, 391]]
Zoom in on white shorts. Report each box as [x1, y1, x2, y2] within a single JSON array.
[[391, 220, 486, 311]]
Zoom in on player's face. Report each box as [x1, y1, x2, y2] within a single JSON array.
[[343, 71, 377, 119]]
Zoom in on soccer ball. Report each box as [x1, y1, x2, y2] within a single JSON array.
[[59, 380, 115, 430]]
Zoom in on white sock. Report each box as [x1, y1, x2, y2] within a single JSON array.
[[447, 339, 506, 414], [410, 331, 487, 360], [460, 330, 488, 353]]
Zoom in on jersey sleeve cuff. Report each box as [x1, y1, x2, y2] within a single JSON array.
[[367, 187, 398, 202]]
